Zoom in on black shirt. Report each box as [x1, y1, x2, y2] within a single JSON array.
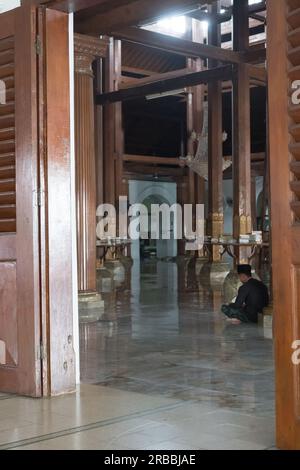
[[233, 278, 269, 322]]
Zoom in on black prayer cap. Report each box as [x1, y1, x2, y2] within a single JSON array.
[[237, 264, 252, 277]]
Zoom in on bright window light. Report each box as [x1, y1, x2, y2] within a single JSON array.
[[0, 0, 20, 13], [144, 15, 209, 38], [200, 21, 208, 37], [155, 16, 187, 36], [144, 16, 187, 37]]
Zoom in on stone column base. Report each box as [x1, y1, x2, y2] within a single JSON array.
[[195, 256, 209, 277], [222, 271, 241, 304], [200, 261, 231, 289], [104, 259, 126, 287], [175, 254, 193, 265], [96, 267, 114, 293], [120, 255, 134, 269], [78, 293, 104, 323]]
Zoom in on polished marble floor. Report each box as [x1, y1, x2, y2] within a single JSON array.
[[0, 260, 275, 450]]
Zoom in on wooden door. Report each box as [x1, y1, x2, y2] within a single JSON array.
[[267, 0, 300, 449], [0, 6, 42, 397]]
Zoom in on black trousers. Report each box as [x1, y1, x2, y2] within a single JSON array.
[[221, 304, 258, 324]]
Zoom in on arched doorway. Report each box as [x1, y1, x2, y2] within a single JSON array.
[[129, 180, 177, 261]]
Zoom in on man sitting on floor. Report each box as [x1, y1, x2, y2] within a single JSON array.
[[221, 264, 269, 324]]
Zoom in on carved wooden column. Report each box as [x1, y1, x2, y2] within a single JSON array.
[[103, 38, 116, 206], [190, 19, 205, 208], [177, 176, 189, 256], [208, 1, 224, 262], [185, 19, 206, 259], [74, 34, 108, 295], [232, 0, 252, 263], [103, 38, 127, 265], [186, 19, 200, 212]]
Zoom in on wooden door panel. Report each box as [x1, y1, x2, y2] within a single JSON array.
[[267, 0, 300, 449], [0, 23, 15, 235], [287, 0, 300, 431], [292, 264, 300, 419], [0, 5, 41, 397]]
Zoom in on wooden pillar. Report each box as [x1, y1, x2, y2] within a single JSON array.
[[94, 58, 104, 209], [103, 38, 116, 206], [103, 38, 125, 208], [74, 34, 108, 293], [186, 19, 205, 255], [251, 177, 257, 231], [232, 0, 252, 262], [208, 1, 223, 262], [103, 38, 127, 256], [191, 20, 205, 210], [177, 176, 188, 256], [186, 19, 199, 210], [114, 39, 126, 203]]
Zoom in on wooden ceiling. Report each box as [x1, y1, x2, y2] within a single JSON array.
[[74, 0, 212, 35], [122, 42, 185, 75], [38, 0, 212, 34], [39, 0, 266, 52], [38, 0, 123, 13]]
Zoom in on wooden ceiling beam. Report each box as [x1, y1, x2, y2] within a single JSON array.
[[113, 27, 242, 64], [35, 0, 113, 13], [123, 153, 266, 179], [247, 64, 267, 84], [123, 154, 184, 165], [219, 1, 266, 24], [122, 65, 153, 76], [242, 45, 266, 64], [124, 164, 186, 179], [188, 1, 266, 24], [249, 13, 266, 23], [120, 67, 190, 89], [75, 0, 209, 35], [96, 65, 233, 105]]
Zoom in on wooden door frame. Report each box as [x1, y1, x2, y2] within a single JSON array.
[[36, 6, 77, 396], [267, 0, 300, 450]]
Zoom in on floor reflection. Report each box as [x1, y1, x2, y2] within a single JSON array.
[[80, 259, 274, 418]]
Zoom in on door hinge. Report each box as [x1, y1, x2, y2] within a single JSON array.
[[39, 343, 47, 361], [35, 36, 42, 56], [33, 189, 44, 207]]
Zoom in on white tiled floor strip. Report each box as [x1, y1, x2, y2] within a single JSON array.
[[0, 384, 275, 450]]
